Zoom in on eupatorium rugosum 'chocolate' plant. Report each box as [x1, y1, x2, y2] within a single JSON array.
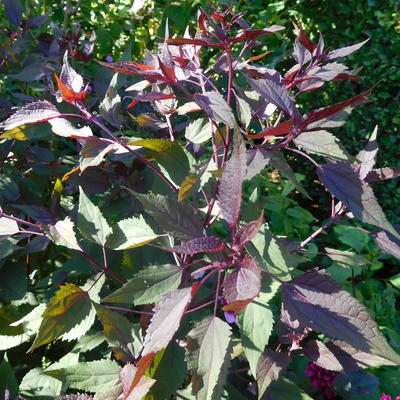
[[1, 4, 400, 400]]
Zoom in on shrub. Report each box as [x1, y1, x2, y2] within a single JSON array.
[[1, 3, 400, 399]]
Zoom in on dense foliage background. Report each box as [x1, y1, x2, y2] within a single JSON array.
[[0, 0, 399, 399]]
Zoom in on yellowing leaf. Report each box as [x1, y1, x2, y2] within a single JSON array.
[[61, 166, 80, 182], [178, 173, 199, 201], [0, 125, 28, 141], [248, 51, 272, 63], [29, 283, 93, 351], [131, 114, 153, 126], [53, 178, 63, 194]]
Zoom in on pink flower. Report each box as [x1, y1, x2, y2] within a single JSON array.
[[380, 394, 400, 400], [305, 362, 339, 399]]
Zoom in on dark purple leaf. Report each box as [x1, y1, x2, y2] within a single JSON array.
[[326, 341, 399, 372], [128, 92, 175, 103], [0, 101, 61, 131], [194, 91, 237, 128], [246, 120, 293, 140], [10, 60, 46, 82], [218, 138, 247, 228], [233, 211, 264, 247], [318, 162, 400, 240], [12, 204, 57, 224], [281, 270, 400, 363], [326, 38, 369, 61], [223, 256, 261, 309], [246, 149, 269, 180], [256, 349, 291, 398], [3, 0, 23, 26], [371, 227, 400, 260], [142, 287, 192, 356], [303, 88, 372, 130], [27, 14, 48, 28], [170, 237, 224, 255], [247, 77, 302, 124], [365, 167, 400, 184], [25, 235, 51, 253], [303, 340, 343, 371], [356, 126, 378, 179], [135, 193, 203, 241], [231, 26, 285, 44], [333, 371, 379, 398]]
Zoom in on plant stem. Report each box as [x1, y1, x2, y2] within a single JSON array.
[[213, 270, 222, 316], [185, 300, 215, 314], [286, 146, 320, 168], [0, 212, 41, 229], [105, 305, 153, 315], [90, 115, 178, 193]]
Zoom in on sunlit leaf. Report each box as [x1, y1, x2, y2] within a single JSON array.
[[187, 316, 232, 400], [44, 217, 82, 251], [0, 100, 61, 131], [119, 362, 155, 400], [78, 187, 112, 246], [0, 125, 28, 141], [0, 217, 19, 236], [142, 287, 192, 356], [102, 264, 182, 306]]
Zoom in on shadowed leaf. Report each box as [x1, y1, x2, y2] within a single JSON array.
[[371, 227, 400, 261], [303, 340, 343, 371], [233, 211, 264, 247], [169, 236, 224, 255]]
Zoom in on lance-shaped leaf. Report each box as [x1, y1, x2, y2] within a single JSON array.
[[44, 217, 82, 251], [135, 193, 203, 240], [281, 270, 400, 364], [80, 137, 115, 172], [371, 227, 400, 261], [256, 349, 291, 399], [303, 88, 372, 130], [93, 303, 138, 362], [239, 280, 280, 378], [294, 130, 352, 162], [186, 316, 232, 400], [318, 162, 400, 240], [105, 215, 158, 250], [169, 236, 224, 255], [365, 167, 400, 184], [118, 363, 155, 400], [223, 256, 261, 310], [78, 187, 112, 246], [0, 217, 19, 236], [4, 0, 23, 26], [247, 77, 302, 124], [29, 283, 94, 351], [324, 248, 370, 269], [185, 118, 213, 144], [178, 172, 200, 201], [48, 117, 93, 138], [44, 360, 120, 393], [356, 125, 378, 179], [233, 211, 264, 247], [194, 91, 237, 128], [0, 100, 61, 131], [142, 287, 192, 356], [326, 340, 400, 372], [246, 119, 293, 140], [303, 340, 343, 371], [166, 37, 223, 47], [232, 26, 285, 44], [326, 38, 369, 60], [146, 341, 188, 400], [102, 264, 182, 306], [130, 139, 192, 187], [99, 73, 123, 129], [218, 138, 247, 228]]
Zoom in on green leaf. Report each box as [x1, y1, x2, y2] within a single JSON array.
[[45, 360, 120, 393], [20, 367, 63, 399], [94, 303, 140, 362], [102, 264, 182, 305], [44, 217, 82, 251], [294, 130, 352, 162], [239, 280, 280, 377], [105, 214, 158, 250], [146, 341, 188, 399], [142, 287, 192, 356], [246, 225, 291, 280], [135, 192, 203, 240], [78, 186, 112, 246], [0, 356, 18, 397], [185, 118, 212, 144], [256, 349, 291, 399], [130, 139, 193, 187], [187, 316, 232, 400], [324, 247, 371, 268], [268, 377, 313, 400], [29, 283, 94, 350]]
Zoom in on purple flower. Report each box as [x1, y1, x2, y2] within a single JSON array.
[[219, 296, 239, 326], [105, 55, 114, 63], [305, 362, 339, 399]]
